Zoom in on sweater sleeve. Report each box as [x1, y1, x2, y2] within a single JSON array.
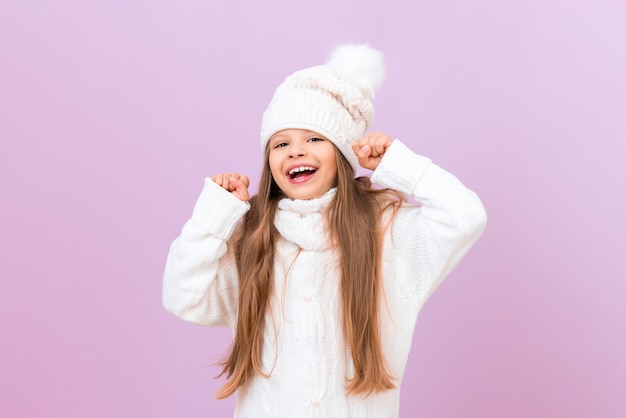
[[162, 178, 250, 327], [371, 139, 487, 308]]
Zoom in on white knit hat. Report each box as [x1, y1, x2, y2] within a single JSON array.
[[260, 44, 385, 172]]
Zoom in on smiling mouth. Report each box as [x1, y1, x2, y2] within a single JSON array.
[[288, 166, 317, 180]]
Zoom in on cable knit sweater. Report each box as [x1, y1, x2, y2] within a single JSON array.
[[163, 140, 487, 417]]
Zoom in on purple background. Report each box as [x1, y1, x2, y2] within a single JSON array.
[[1, 0, 625, 417]]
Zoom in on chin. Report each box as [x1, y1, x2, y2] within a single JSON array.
[[284, 188, 324, 200]]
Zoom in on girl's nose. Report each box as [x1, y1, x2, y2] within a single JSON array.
[[289, 144, 306, 158]]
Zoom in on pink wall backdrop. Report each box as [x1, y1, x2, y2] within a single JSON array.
[[1, 0, 624, 417]]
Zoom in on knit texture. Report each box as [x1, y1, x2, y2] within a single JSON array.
[[163, 140, 488, 417]]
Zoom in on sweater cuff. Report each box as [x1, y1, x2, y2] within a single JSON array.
[[371, 139, 432, 194], [190, 178, 250, 240]]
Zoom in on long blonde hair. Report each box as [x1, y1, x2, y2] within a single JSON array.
[[216, 145, 404, 399]]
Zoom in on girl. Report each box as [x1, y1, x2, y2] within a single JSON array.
[[163, 44, 487, 417]]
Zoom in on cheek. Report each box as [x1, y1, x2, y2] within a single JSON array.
[[268, 155, 282, 179], [329, 167, 339, 185], [325, 150, 339, 177]]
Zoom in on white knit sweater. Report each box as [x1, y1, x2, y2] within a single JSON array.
[[163, 140, 487, 417]]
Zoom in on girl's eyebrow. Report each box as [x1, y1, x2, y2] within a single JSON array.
[[305, 130, 327, 139], [270, 136, 288, 145]]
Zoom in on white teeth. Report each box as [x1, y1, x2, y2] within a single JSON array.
[[288, 166, 315, 175]]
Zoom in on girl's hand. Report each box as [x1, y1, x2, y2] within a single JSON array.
[[211, 172, 250, 201], [351, 132, 393, 171]]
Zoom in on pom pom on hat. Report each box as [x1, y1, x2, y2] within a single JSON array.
[[326, 44, 385, 99], [260, 44, 385, 173]]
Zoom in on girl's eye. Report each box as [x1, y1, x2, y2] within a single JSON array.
[[274, 142, 287, 148], [309, 137, 324, 142]]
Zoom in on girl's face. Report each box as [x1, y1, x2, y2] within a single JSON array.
[[268, 129, 338, 200]]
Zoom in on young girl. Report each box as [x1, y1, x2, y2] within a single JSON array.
[[163, 44, 487, 417]]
